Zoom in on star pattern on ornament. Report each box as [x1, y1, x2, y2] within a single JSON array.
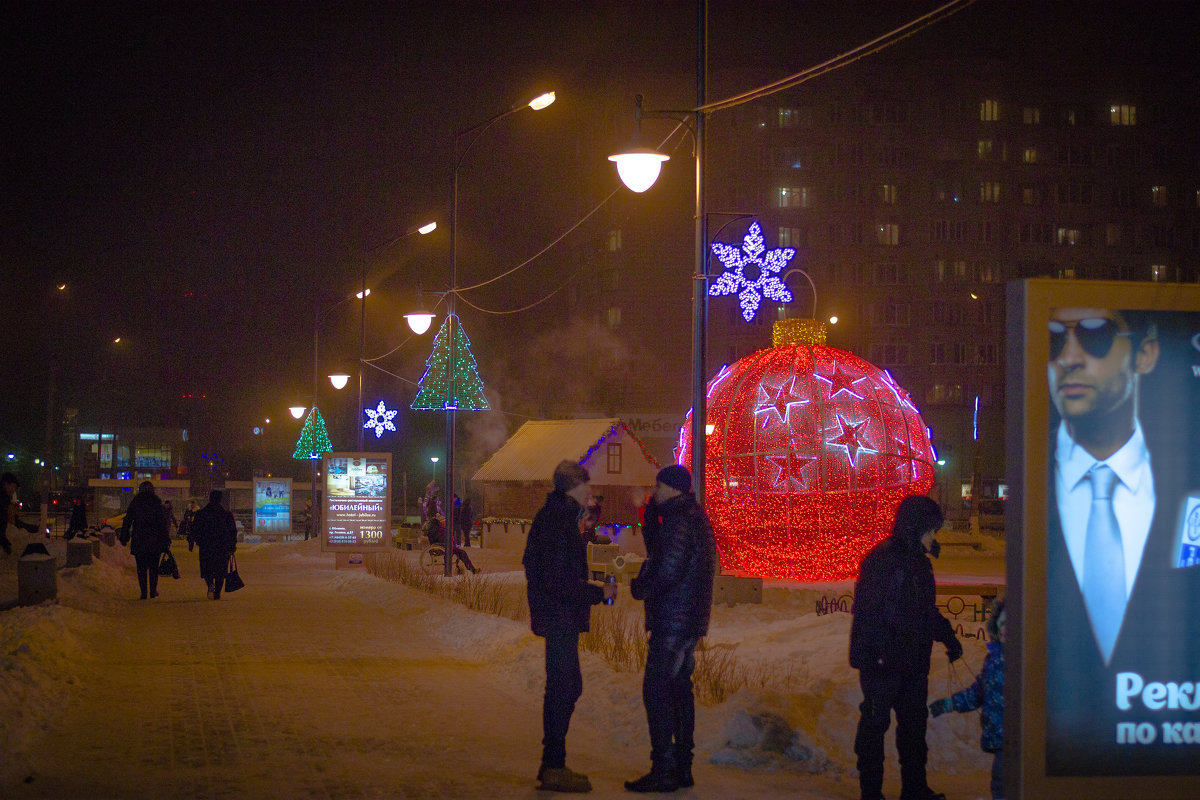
[[363, 400, 398, 438], [708, 221, 795, 322], [818, 364, 865, 399], [881, 369, 920, 413], [827, 414, 872, 466], [765, 452, 817, 491], [754, 378, 807, 424]]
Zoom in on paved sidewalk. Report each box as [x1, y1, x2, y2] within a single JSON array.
[[16, 544, 862, 800]]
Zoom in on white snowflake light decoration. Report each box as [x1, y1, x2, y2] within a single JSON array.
[[363, 400, 398, 438], [709, 221, 796, 322]]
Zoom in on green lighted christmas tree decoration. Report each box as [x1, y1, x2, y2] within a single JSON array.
[[292, 407, 334, 459], [411, 314, 489, 410]]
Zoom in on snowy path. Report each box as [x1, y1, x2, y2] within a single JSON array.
[[12, 543, 868, 800]]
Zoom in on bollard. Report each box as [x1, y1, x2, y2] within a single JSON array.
[[91, 538, 102, 558], [64, 539, 94, 568], [18, 553, 57, 606]]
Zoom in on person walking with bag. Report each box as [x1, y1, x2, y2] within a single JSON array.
[[625, 465, 717, 793], [119, 481, 171, 600], [189, 490, 238, 599], [849, 495, 962, 800]]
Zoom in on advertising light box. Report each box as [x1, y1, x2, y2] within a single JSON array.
[[253, 477, 292, 535], [321, 452, 391, 552], [1007, 280, 1200, 799]]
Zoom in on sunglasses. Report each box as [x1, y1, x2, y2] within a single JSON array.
[[1048, 317, 1132, 360]]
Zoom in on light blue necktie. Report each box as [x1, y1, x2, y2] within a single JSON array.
[[1083, 464, 1125, 663]]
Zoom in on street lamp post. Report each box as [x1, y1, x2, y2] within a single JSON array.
[[357, 221, 437, 450], [609, 1, 708, 506], [438, 90, 554, 577]]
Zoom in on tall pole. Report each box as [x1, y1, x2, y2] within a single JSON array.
[[358, 256, 367, 451], [312, 304, 321, 540], [690, 0, 708, 508], [445, 136, 460, 578]]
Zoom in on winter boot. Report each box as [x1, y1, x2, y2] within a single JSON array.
[[537, 766, 592, 793], [675, 764, 693, 789], [624, 761, 679, 793]]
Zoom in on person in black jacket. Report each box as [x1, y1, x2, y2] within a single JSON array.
[[189, 490, 238, 599], [119, 481, 171, 600], [626, 464, 717, 793], [522, 460, 616, 793], [849, 495, 961, 800]]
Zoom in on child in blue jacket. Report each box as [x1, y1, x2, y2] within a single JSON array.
[[930, 597, 1006, 800]]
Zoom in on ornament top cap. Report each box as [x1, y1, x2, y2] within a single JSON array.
[[772, 318, 827, 347]]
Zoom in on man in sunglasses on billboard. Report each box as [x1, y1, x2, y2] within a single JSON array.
[[1045, 306, 1200, 777]]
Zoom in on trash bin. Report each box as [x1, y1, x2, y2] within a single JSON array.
[[18, 552, 57, 606]]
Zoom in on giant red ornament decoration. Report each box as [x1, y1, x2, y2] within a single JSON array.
[[678, 319, 936, 581]]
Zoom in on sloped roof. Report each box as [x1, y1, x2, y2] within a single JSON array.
[[472, 418, 659, 483]]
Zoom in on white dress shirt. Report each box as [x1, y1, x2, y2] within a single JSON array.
[[1055, 420, 1156, 598]]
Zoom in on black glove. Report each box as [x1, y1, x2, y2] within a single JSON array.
[[946, 638, 963, 663], [929, 698, 953, 717]]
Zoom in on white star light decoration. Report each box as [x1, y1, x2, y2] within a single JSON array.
[[709, 221, 796, 322], [363, 400, 398, 438]]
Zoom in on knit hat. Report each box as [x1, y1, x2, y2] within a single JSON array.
[[656, 464, 692, 494]]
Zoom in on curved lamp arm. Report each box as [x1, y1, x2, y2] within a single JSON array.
[[781, 268, 818, 319]]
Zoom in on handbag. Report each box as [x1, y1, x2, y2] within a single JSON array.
[[224, 553, 245, 592], [158, 549, 181, 579]]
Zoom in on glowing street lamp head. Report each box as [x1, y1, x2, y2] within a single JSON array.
[[417, 221, 437, 235], [356, 288, 371, 300], [329, 373, 350, 390], [609, 148, 670, 193], [405, 312, 435, 335], [289, 406, 306, 419], [528, 92, 556, 111]]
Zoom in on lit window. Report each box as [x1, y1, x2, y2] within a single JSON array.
[[1022, 106, 1041, 124], [606, 307, 621, 328], [1110, 105, 1136, 125], [606, 442, 622, 474], [1056, 227, 1081, 246], [980, 181, 1001, 203], [778, 227, 807, 247], [978, 139, 993, 160], [607, 229, 622, 251], [1022, 186, 1043, 205], [878, 184, 897, 204], [1023, 147, 1039, 164], [1150, 264, 1168, 282], [777, 108, 798, 128], [779, 186, 812, 208], [876, 224, 900, 245], [1152, 185, 1168, 207], [980, 99, 999, 121]]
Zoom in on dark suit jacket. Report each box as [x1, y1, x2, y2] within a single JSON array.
[[1046, 440, 1200, 776]]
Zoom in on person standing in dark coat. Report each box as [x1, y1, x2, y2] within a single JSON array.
[[189, 490, 238, 599], [522, 460, 616, 793], [66, 497, 88, 540], [119, 481, 171, 600], [849, 495, 962, 800], [625, 464, 717, 793]]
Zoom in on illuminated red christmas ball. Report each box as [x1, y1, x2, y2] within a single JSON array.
[[679, 319, 936, 581]]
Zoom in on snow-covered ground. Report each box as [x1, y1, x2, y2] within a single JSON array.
[[1, 524, 1002, 799]]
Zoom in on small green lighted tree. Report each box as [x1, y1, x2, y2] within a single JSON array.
[[411, 314, 489, 410], [292, 407, 334, 459]]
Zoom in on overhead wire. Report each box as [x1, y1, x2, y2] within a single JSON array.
[[405, 0, 977, 317]]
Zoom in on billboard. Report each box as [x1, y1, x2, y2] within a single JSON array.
[[320, 452, 391, 552], [1007, 280, 1200, 798], [253, 477, 292, 535]]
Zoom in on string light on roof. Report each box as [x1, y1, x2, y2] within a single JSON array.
[[679, 320, 936, 581]]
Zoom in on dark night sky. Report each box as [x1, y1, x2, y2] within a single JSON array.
[[4, 0, 1196, 474]]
